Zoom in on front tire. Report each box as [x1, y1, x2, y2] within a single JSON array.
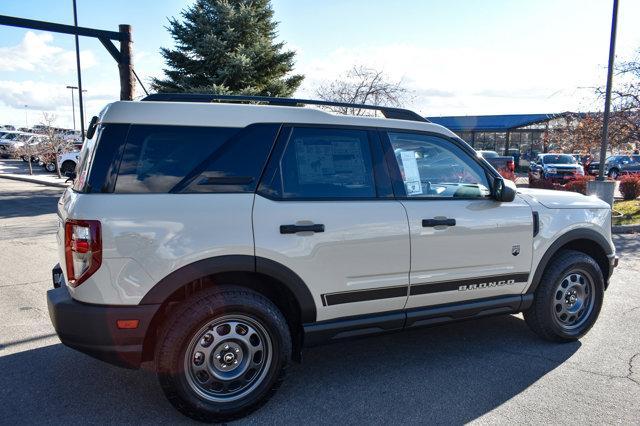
[[608, 168, 619, 179], [155, 286, 291, 422], [524, 250, 604, 342]]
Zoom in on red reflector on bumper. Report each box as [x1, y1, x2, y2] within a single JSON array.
[[116, 319, 140, 329]]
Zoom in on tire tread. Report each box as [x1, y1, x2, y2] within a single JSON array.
[[524, 249, 604, 342], [155, 286, 291, 422]]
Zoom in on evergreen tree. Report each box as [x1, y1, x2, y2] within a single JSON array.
[[152, 0, 303, 96]]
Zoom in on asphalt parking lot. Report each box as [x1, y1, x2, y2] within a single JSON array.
[[0, 178, 638, 424]]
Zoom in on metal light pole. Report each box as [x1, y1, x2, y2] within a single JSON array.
[[72, 0, 85, 138], [66, 85, 77, 130], [598, 0, 619, 181], [24, 105, 28, 128], [65, 85, 87, 131], [588, 0, 619, 206]]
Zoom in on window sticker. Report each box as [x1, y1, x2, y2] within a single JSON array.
[[400, 150, 423, 195], [295, 138, 367, 186]]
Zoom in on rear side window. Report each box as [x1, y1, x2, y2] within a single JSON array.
[[72, 125, 102, 192], [260, 127, 376, 199], [114, 124, 279, 193]]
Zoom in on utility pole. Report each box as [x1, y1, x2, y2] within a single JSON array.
[[24, 105, 28, 128], [72, 0, 85, 138], [65, 85, 87, 131], [598, 0, 618, 181], [66, 85, 77, 130], [118, 24, 135, 100], [588, 0, 619, 206]]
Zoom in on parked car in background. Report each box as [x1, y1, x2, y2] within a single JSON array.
[[528, 153, 584, 183], [506, 148, 521, 168], [18, 134, 47, 163], [476, 150, 515, 179], [56, 150, 80, 175], [601, 155, 640, 179], [0, 131, 32, 158], [570, 154, 583, 166]]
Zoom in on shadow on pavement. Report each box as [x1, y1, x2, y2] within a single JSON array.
[[614, 234, 640, 259], [0, 190, 62, 219], [0, 314, 579, 424]]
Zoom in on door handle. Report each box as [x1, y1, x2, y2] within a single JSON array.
[[280, 224, 325, 234], [422, 218, 456, 227]]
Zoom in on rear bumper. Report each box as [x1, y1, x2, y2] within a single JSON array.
[[47, 275, 160, 369]]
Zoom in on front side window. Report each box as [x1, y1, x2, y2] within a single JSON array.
[[387, 132, 490, 198], [269, 127, 376, 199]]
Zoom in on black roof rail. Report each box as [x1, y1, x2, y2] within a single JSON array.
[[141, 93, 429, 123]]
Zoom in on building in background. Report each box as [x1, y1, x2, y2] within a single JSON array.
[[428, 113, 576, 165]]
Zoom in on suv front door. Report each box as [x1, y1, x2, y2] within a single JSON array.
[[253, 126, 410, 322], [382, 131, 533, 309]]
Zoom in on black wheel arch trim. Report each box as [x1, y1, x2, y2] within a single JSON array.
[[527, 228, 613, 295], [139, 255, 317, 323]]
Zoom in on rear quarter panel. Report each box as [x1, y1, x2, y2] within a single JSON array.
[[58, 191, 255, 305]]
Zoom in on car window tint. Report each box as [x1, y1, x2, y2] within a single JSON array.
[[387, 132, 490, 198], [276, 127, 376, 199], [115, 125, 239, 193], [72, 125, 102, 192], [181, 124, 280, 193]]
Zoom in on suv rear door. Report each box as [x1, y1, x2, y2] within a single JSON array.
[[253, 125, 410, 322], [381, 131, 533, 310]]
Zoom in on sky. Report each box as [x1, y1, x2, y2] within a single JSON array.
[[1, 0, 639, 129]]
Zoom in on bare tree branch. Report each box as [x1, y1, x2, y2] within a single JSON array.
[[315, 66, 411, 116]]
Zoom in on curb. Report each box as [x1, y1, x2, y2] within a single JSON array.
[[0, 173, 69, 189], [612, 224, 640, 234]]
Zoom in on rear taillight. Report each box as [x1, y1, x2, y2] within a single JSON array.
[[64, 219, 101, 287], [507, 160, 515, 172]]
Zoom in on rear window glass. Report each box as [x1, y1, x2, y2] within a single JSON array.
[[72, 126, 101, 192], [114, 124, 279, 194], [115, 125, 239, 193]]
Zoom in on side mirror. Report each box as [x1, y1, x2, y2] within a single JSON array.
[[493, 178, 516, 202], [86, 116, 99, 139]]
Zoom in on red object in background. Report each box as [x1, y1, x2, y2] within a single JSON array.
[[619, 175, 640, 200], [498, 168, 515, 181]]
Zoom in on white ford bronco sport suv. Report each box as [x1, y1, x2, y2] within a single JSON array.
[[47, 94, 617, 422]]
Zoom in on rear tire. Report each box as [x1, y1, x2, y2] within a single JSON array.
[[524, 250, 604, 342], [155, 286, 291, 422]]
